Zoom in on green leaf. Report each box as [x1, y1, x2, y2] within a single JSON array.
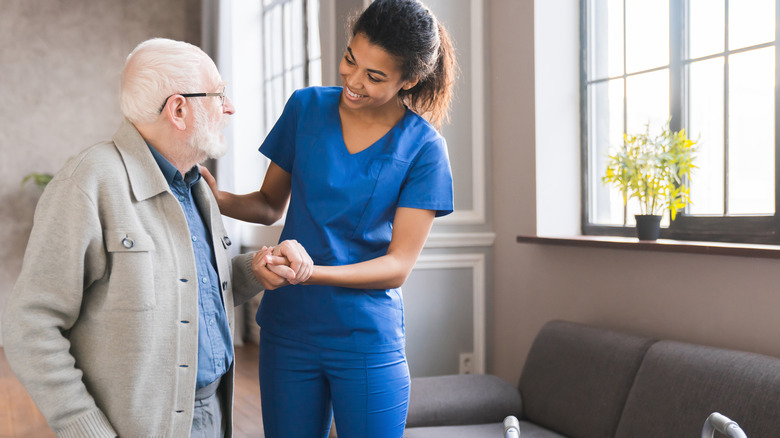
[[22, 172, 53, 190], [602, 118, 699, 222]]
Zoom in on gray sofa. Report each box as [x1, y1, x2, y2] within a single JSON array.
[[404, 320, 780, 437]]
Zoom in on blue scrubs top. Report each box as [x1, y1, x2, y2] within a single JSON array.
[[257, 86, 454, 353]]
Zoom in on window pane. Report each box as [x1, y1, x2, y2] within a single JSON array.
[[309, 59, 322, 86], [284, 2, 293, 70], [589, 79, 625, 225], [623, 71, 670, 225], [689, 0, 724, 59], [688, 57, 725, 215], [264, 83, 275, 135], [589, 0, 624, 79], [291, 0, 304, 67], [626, 69, 670, 135], [625, 0, 669, 73], [308, 0, 322, 60], [263, 11, 273, 78], [270, 8, 283, 77], [728, 47, 775, 214], [729, 0, 775, 50]]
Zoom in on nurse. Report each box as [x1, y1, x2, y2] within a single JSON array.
[[203, 0, 456, 436]]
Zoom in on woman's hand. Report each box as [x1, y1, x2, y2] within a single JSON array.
[[198, 165, 225, 207]]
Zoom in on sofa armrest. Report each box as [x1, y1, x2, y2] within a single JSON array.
[[406, 374, 522, 428]]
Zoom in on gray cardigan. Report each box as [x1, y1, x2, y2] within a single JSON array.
[[2, 120, 263, 437]]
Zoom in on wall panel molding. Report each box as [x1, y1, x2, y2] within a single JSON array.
[[414, 253, 486, 374], [425, 232, 496, 248]]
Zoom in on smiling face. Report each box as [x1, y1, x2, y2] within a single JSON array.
[[190, 91, 231, 160], [339, 32, 418, 116], [186, 65, 235, 161]]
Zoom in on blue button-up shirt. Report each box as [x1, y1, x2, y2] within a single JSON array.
[[149, 145, 233, 389]]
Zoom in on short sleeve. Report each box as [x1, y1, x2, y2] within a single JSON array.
[[398, 137, 454, 217], [259, 91, 300, 173]]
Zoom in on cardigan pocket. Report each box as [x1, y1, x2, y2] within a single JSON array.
[[104, 229, 156, 311]]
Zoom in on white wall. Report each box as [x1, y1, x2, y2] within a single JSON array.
[[488, 0, 780, 385], [534, 0, 580, 236]]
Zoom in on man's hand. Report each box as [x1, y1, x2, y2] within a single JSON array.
[[271, 240, 313, 285], [251, 246, 294, 290]]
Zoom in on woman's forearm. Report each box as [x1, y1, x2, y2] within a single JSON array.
[[204, 161, 291, 225], [306, 253, 416, 290], [217, 190, 285, 225]]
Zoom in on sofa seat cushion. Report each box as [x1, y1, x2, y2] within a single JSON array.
[[406, 374, 522, 428], [519, 320, 656, 438], [615, 340, 780, 438], [404, 420, 568, 438]]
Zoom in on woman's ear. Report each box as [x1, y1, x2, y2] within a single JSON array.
[[402, 78, 419, 91], [162, 95, 189, 131]]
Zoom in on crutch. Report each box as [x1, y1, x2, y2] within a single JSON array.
[[702, 412, 747, 438], [503, 416, 520, 438]]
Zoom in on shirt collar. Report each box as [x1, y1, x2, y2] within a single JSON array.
[[147, 143, 202, 189]]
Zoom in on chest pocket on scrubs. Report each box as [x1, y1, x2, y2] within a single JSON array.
[[104, 229, 156, 311]]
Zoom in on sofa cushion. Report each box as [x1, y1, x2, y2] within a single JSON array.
[[519, 320, 655, 438], [614, 340, 780, 438], [404, 420, 567, 438], [406, 374, 522, 428]]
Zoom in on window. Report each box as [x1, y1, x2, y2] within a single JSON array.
[[582, 0, 780, 243], [217, 0, 322, 232], [262, 0, 322, 134]]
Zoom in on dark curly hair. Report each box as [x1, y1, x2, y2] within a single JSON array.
[[351, 0, 457, 129]]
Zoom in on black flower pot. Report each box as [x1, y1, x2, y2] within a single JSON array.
[[634, 214, 662, 241]]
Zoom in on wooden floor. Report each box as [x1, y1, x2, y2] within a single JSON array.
[[0, 344, 264, 438]]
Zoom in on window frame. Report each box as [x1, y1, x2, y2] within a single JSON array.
[[261, 0, 322, 136], [580, 0, 780, 244]]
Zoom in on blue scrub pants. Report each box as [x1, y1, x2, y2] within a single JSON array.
[[258, 330, 410, 438]]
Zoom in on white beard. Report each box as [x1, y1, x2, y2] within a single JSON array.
[[190, 107, 229, 160]]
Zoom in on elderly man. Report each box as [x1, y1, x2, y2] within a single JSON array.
[[2, 38, 308, 437]]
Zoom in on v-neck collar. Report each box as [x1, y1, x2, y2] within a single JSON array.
[[335, 89, 409, 157]]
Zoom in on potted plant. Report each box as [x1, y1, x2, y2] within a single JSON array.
[[602, 120, 698, 241], [22, 172, 53, 190]]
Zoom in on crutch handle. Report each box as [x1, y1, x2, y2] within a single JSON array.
[[503, 415, 520, 438], [702, 412, 747, 438]]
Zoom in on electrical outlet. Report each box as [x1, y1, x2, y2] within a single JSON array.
[[459, 352, 474, 374]]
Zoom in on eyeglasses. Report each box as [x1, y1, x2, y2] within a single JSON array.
[[158, 87, 226, 113]]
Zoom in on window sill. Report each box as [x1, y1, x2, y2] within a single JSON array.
[[516, 234, 780, 259]]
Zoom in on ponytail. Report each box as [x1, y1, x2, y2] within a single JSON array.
[[399, 22, 456, 129]]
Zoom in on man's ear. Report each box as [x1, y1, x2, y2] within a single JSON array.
[[162, 95, 188, 131]]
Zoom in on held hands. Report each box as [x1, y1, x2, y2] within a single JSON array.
[[251, 248, 290, 290], [251, 240, 313, 290]]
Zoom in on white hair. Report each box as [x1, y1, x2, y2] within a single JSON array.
[[120, 38, 216, 124]]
